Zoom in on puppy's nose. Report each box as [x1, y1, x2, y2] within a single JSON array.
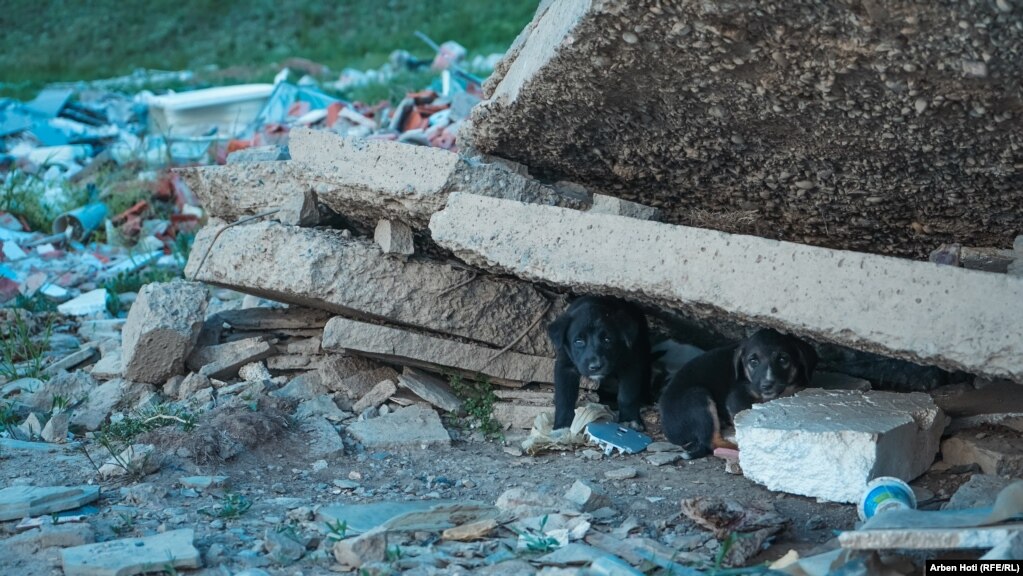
[[764, 368, 776, 382], [588, 361, 603, 372]]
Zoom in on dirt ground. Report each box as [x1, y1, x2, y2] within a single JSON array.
[[2, 396, 983, 576]]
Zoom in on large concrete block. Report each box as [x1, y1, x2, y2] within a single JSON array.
[[120, 280, 208, 384], [470, 0, 1023, 258], [178, 128, 585, 226], [734, 389, 946, 503], [321, 316, 554, 386], [430, 193, 1023, 383], [186, 220, 561, 357], [346, 404, 450, 449]]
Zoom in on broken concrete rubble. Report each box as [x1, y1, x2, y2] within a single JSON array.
[[186, 219, 561, 357], [351, 379, 397, 413], [180, 128, 586, 229], [398, 368, 463, 413], [941, 429, 1023, 477], [0, 485, 100, 521], [469, 0, 1023, 258], [374, 219, 414, 255], [735, 389, 946, 503], [187, 336, 275, 380], [61, 528, 201, 576], [322, 316, 555, 385], [431, 193, 1023, 383], [346, 404, 450, 449], [120, 280, 208, 384]]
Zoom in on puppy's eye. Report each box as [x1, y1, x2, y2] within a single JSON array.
[[748, 358, 760, 368], [602, 336, 612, 344], [573, 339, 585, 347], [778, 356, 790, 367]]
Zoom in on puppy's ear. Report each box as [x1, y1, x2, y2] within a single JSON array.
[[793, 338, 819, 386], [547, 312, 571, 349], [732, 343, 746, 381]]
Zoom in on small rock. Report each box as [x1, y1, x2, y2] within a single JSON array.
[[564, 480, 612, 512], [177, 372, 211, 400], [121, 281, 208, 384], [346, 404, 450, 449], [303, 417, 346, 458], [0, 523, 95, 554], [264, 527, 305, 565], [724, 459, 743, 475], [646, 452, 682, 466], [278, 188, 320, 227], [0, 485, 100, 522], [333, 528, 388, 570], [39, 413, 68, 444], [98, 444, 159, 478], [312, 459, 329, 472], [239, 361, 272, 382], [18, 413, 43, 438], [604, 467, 638, 481], [442, 518, 498, 541], [179, 476, 230, 490], [352, 380, 398, 414], [646, 442, 682, 452], [374, 219, 415, 255]]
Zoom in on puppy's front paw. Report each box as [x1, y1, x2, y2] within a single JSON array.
[[619, 419, 645, 432]]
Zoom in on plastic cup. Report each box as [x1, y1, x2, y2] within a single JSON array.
[[858, 476, 917, 520]]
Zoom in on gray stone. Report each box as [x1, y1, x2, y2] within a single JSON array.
[[646, 442, 683, 453], [352, 380, 398, 413], [177, 372, 212, 400], [296, 395, 350, 422], [303, 417, 346, 458], [272, 371, 326, 401], [604, 467, 638, 481], [44, 347, 98, 376], [322, 316, 554, 386], [589, 194, 660, 221], [332, 528, 388, 570], [346, 404, 450, 449], [71, 378, 127, 431], [61, 528, 201, 576], [264, 527, 305, 565], [120, 280, 207, 384], [0, 485, 100, 521], [495, 487, 569, 518], [24, 370, 93, 412], [333, 367, 400, 408], [398, 369, 463, 413], [186, 220, 562, 357], [90, 352, 123, 380], [40, 412, 69, 443], [374, 219, 414, 255], [735, 389, 946, 503], [945, 474, 1017, 511], [468, 0, 1023, 258], [441, 518, 498, 541], [430, 193, 1023, 383], [942, 430, 1023, 477], [180, 476, 230, 490], [564, 480, 611, 512], [239, 361, 272, 382], [18, 412, 42, 438], [492, 403, 549, 430], [98, 444, 159, 479], [278, 187, 320, 227], [0, 523, 95, 553], [646, 452, 682, 467], [188, 337, 275, 380]]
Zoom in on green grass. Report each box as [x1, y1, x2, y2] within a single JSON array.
[[0, 0, 537, 98]]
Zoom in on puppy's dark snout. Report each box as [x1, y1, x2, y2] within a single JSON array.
[[588, 360, 604, 372]]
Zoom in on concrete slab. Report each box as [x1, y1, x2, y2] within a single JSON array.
[[179, 129, 585, 226], [430, 193, 1023, 383], [352, 379, 397, 413], [121, 280, 208, 384], [398, 368, 463, 413], [735, 389, 946, 503], [345, 404, 450, 449], [186, 220, 561, 357], [61, 528, 201, 576], [839, 523, 1023, 551], [322, 316, 555, 386], [468, 0, 1023, 258], [0, 485, 100, 521], [374, 219, 414, 255], [188, 337, 275, 380], [318, 500, 497, 535]]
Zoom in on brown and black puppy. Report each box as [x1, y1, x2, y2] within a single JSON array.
[[548, 296, 652, 430], [659, 329, 817, 459]]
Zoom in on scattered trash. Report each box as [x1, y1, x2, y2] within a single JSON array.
[[585, 423, 653, 456]]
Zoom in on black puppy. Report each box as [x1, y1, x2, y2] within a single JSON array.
[[659, 329, 817, 458], [548, 296, 651, 430]]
